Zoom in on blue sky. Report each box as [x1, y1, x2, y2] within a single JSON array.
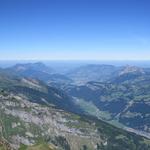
[[0, 0, 150, 60]]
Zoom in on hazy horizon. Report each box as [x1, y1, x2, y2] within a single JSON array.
[[0, 60, 150, 68]]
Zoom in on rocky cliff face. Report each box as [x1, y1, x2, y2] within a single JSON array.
[[0, 138, 12, 150], [1, 90, 150, 150], [0, 91, 103, 150]]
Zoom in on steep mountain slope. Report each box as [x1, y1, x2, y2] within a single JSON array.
[[111, 65, 146, 83], [0, 72, 82, 114], [65, 71, 150, 136], [1, 90, 150, 150], [0, 91, 101, 150]]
